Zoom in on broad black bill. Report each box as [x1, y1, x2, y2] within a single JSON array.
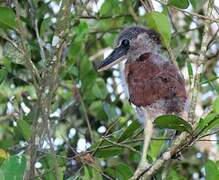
[[96, 43, 129, 72]]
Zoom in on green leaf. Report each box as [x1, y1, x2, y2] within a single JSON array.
[[116, 163, 133, 179], [213, 97, 219, 114], [17, 119, 32, 140], [118, 120, 141, 142], [205, 160, 219, 180], [67, 65, 79, 77], [167, 169, 180, 180], [92, 167, 103, 180], [40, 17, 51, 37], [145, 12, 171, 47], [0, 69, 7, 84], [105, 163, 133, 180], [0, 155, 26, 180], [0, 7, 16, 29], [100, 0, 119, 16], [190, 0, 206, 11], [95, 147, 123, 158], [187, 61, 193, 84], [89, 101, 107, 120], [103, 103, 118, 121], [92, 78, 108, 99], [154, 115, 192, 132], [196, 113, 216, 131], [148, 138, 164, 161], [168, 0, 189, 9], [82, 166, 90, 180]]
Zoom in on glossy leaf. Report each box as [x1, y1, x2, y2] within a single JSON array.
[[196, 113, 219, 133], [0, 7, 16, 29], [190, 0, 206, 11], [148, 138, 164, 161], [118, 120, 141, 142], [187, 61, 193, 84], [0, 155, 26, 180], [168, 0, 189, 9], [145, 12, 171, 47], [17, 119, 32, 140], [213, 97, 219, 114], [154, 115, 192, 132], [95, 147, 123, 158], [83, 166, 90, 180], [0, 69, 7, 84], [116, 163, 133, 179], [205, 160, 219, 180]]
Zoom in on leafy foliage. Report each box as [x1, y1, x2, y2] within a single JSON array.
[[168, 0, 190, 9], [0, 0, 219, 179], [0, 155, 26, 180], [154, 115, 193, 132], [145, 12, 172, 47]]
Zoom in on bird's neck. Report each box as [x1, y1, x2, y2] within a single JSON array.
[[126, 45, 169, 63]]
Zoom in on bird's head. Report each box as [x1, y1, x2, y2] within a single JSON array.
[[97, 26, 161, 71]]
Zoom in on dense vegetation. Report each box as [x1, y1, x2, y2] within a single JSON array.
[[1, 0, 219, 179]]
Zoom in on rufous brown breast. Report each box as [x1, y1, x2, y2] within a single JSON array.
[[125, 52, 186, 113]]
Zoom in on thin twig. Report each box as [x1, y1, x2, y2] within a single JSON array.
[[155, 0, 219, 23], [78, 14, 131, 19], [34, 19, 46, 63], [14, 0, 40, 90], [103, 137, 141, 155], [1, 35, 24, 54], [78, 88, 94, 143]]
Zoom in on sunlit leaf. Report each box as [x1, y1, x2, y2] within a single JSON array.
[[190, 0, 206, 11], [213, 97, 219, 114], [0, 69, 7, 84], [154, 115, 192, 132], [0, 7, 16, 29], [118, 120, 141, 142], [196, 113, 219, 134], [167, 169, 181, 180], [187, 61, 193, 84], [17, 119, 32, 140], [149, 138, 164, 161], [83, 166, 90, 180], [92, 167, 103, 180], [0, 155, 26, 180], [205, 160, 219, 180], [0, 149, 9, 159], [145, 12, 171, 47]]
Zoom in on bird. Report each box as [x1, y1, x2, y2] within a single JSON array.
[[96, 26, 187, 177]]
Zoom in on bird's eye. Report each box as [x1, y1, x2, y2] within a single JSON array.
[[121, 39, 130, 49]]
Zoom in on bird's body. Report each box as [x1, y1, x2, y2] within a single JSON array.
[[96, 26, 187, 177], [125, 52, 186, 117]]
